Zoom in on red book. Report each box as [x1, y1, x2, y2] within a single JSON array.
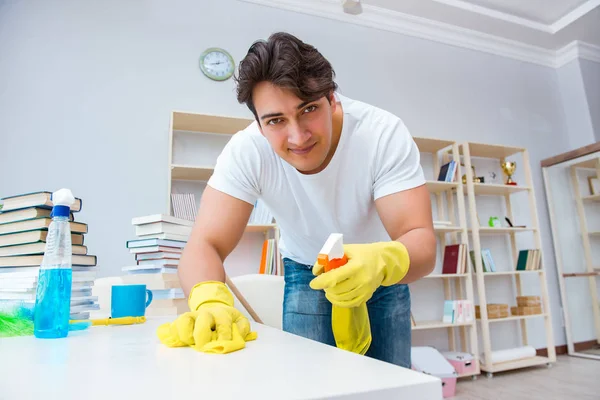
[[442, 245, 460, 274]]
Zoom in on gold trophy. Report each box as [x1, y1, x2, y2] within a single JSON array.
[[501, 161, 517, 186]]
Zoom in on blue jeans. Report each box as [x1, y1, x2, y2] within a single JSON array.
[[282, 257, 412, 368]]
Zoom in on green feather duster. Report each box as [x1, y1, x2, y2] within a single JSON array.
[[0, 303, 35, 337]]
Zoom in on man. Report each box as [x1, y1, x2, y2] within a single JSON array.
[[157, 32, 436, 368]]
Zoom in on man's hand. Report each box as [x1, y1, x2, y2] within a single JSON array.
[[157, 281, 257, 353], [309, 241, 410, 308]]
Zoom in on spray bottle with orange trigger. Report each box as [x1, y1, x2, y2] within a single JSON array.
[[317, 233, 348, 272]]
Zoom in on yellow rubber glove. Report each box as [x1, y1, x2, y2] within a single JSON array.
[[156, 281, 257, 354], [310, 241, 410, 308], [331, 304, 372, 355]]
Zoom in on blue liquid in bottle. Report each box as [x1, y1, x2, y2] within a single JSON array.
[[34, 191, 74, 339], [34, 268, 72, 338]]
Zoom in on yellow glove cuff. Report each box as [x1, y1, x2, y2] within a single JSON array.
[[372, 240, 411, 286], [188, 281, 234, 311]]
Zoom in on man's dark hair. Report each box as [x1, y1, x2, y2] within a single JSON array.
[[235, 32, 338, 123]]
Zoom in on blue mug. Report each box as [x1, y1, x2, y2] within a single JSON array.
[[111, 284, 153, 318]]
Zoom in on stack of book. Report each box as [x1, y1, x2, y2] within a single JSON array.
[[0, 191, 99, 320], [443, 300, 474, 324], [515, 249, 541, 271], [170, 193, 197, 221], [469, 248, 497, 272], [437, 160, 458, 182], [121, 214, 191, 316], [258, 238, 280, 275]]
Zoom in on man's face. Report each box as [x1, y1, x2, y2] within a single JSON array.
[[252, 81, 336, 174]]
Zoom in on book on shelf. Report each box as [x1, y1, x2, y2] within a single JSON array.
[[442, 244, 467, 274], [437, 160, 457, 182], [0, 192, 99, 320], [443, 300, 474, 324], [516, 249, 541, 271], [170, 193, 197, 222], [259, 238, 280, 275], [433, 220, 452, 226], [249, 200, 274, 224], [469, 248, 496, 272]]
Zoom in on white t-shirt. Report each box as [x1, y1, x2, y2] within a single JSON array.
[[207, 93, 426, 266]]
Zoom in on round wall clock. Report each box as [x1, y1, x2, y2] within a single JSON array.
[[199, 47, 235, 81]]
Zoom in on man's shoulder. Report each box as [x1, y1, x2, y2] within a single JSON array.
[[338, 93, 409, 149], [339, 93, 404, 132], [227, 120, 273, 155]]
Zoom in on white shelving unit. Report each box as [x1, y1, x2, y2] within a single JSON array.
[[412, 137, 481, 379], [543, 150, 600, 360], [568, 157, 600, 359], [167, 111, 281, 275], [458, 141, 556, 377]]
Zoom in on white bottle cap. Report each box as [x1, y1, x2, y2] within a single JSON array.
[[52, 188, 75, 207]]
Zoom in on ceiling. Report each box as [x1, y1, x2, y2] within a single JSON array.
[[361, 0, 600, 49], [241, 0, 600, 67], [462, 0, 588, 24]]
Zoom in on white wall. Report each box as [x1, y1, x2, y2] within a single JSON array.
[[557, 59, 596, 148], [0, 0, 583, 351], [579, 59, 600, 142]]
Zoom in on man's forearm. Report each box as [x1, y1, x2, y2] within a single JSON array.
[[178, 239, 226, 297], [394, 227, 436, 283]]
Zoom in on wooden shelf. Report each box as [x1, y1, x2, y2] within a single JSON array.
[[426, 181, 458, 193], [171, 164, 214, 181], [484, 356, 550, 373], [472, 183, 530, 195], [172, 111, 251, 134], [473, 227, 534, 234], [571, 158, 600, 169], [480, 270, 542, 276], [245, 224, 277, 233], [414, 137, 454, 153], [479, 314, 547, 324], [582, 194, 600, 202], [434, 226, 463, 233], [563, 271, 600, 278], [463, 142, 524, 159], [412, 320, 474, 330], [424, 273, 469, 279]]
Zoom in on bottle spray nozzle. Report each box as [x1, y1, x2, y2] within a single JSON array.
[[51, 188, 75, 218], [51, 188, 75, 207]]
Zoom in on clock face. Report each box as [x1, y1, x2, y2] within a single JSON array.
[[200, 48, 235, 81]]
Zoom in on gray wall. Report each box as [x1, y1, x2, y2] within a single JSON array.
[[557, 59, 598, 147], [0, 0, 591, 350], [579, 59, 600, 142]]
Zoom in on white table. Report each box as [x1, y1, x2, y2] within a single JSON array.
[[0, 317, 442, 399]]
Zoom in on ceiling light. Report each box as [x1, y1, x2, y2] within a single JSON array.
[[342, 0, 362, 15]]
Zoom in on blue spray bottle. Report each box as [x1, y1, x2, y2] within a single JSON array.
[[33, 188, 75, 339]]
